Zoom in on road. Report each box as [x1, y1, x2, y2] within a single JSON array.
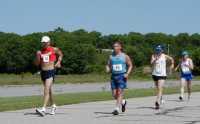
[[0, 80, 199, 97], [1, 92, 200, 124]]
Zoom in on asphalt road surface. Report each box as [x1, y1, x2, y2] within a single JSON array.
[[1, 92, 200, 124], [0, 80, 199, 97]]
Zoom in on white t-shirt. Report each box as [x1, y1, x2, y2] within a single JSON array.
[[152, 54, 167, 76]]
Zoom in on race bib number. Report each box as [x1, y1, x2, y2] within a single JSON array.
[[41, 54, 50, 63], [112, 64, 123, 72], [182, 66, 190, 73]]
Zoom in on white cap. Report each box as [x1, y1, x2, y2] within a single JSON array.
[[41, 36, 50, 43]]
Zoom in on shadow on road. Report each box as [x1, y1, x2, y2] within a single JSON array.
[[135, 106, 155, 110], [184, 120, 200, 124], [155, 106, 186, 115], [167, 99, 183, 102], [94, 111, 126, 118], [94, 112, 113, 115], [24, 112, 41, 117], [24, 112, 69, 117]]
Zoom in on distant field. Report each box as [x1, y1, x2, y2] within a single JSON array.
[[0, 72, 199, 85]]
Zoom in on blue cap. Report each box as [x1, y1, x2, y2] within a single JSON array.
[[155, 45, 163, 54], [182, 51, 189, 56]]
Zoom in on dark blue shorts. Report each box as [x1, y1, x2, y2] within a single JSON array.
[[41, 69, 55, 82], [181, 73, 193, 81], [111, 74, 127, 90]]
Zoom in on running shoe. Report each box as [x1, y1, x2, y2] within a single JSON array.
[[160, 96, 165, 104], [160, 99, 165, 104], [155, 102, 160, 110], [50, 104, 57, 115], [179, 96, 183, 101], [121, 100, 127, 112], [36, 107, 46, 116], [112, 108, 119, 115], [188, 95, 191, 101]]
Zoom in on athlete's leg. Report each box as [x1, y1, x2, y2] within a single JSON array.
[[112, 89, 117, 99], [121, 89, 126, 112], [49, 84, 57, 115], [112, 88, 122, 108], [154, 80, 159, 102], [187, 80, 192, 99], [111, 88, 119, 115], [43, 77, 53, 108], [112, 88, 123, 115], [180, 78, 186, 99], [156, 80, 165, 103], [116, 88, 123, 108], [49, 83, 55, 106]]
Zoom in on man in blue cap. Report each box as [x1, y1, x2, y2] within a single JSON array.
[[151, 45, 174, 109]]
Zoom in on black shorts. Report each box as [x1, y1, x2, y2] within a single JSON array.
[[41, 69, 55, 82], [152, 75, 167, 81]]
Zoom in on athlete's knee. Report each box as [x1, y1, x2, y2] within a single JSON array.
[[113, 95, 117, 99], [49, 88, 53, 93], [154, 81, 159, 87], [44, 86, 51, 94], [112, 91, 117, 99], [116, 89, 122, 97], [187, 85, 191, 90]]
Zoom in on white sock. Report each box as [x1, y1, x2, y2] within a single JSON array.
[[41, 107, 46, 112], [114, 107, 120, 112], [122, 99, 126, 105], [52, 104, 56, 108], [181, 88, 184, 98]]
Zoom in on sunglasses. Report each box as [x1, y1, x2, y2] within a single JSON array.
[[113, 45, 120, 47]]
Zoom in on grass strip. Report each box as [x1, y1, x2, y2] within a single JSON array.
[[1, 85, 200, 112]]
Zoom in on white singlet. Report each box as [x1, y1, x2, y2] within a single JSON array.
[[181, 59, 191, 74], [152, 54, 167, 76]]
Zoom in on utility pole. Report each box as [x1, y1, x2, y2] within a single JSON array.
[[167, 44, 172, 75], [167, 44, 170, 55]]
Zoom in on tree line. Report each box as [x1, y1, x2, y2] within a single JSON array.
[[0, 27, 200, 75]]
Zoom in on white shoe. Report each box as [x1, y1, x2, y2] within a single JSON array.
[[112, 107, 119, 115], [36, 107, 46, 116], [160, 96, 165, 104], [188, 95, 191, 101], [160, 99, 165, 104], [50, 104, 57, 115]]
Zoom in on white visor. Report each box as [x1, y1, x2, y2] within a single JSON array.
[[41, 36, 50, 43]]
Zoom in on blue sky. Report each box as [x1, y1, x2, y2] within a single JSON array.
[[0, 0, 199, 35]]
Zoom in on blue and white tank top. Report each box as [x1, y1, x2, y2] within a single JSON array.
[[181, 59, 192, 74], [110, 52, 127, 74]]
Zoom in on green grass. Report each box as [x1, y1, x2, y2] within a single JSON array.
[[1, 85, 200, 112], [0, 67, 151, 85], [0, 73, 199, 85], [0, 73, 150, 85], [0, 73, 109, 85]]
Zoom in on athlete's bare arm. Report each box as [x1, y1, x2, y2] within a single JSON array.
[[35, 51, 41, 66], [189, 58, 194, 70], [125, 55, 133, 78], [106, 56, 111, 73], [175, 64, 180, 71], [175, 58, 182, 71], [54, 47, 63, 68], [151, 54, 158, 65], [165, 54, 174, 69]]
